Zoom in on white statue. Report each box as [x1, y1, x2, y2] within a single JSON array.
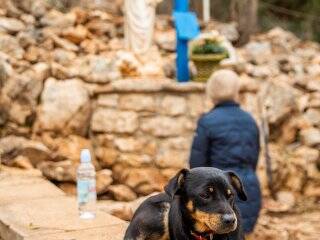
[[124, 0, 162, 54]]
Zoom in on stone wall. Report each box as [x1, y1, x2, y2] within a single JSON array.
[[1, 77, 209, 199], [90, 80, 206, 195], [2, 75, 319, 201]]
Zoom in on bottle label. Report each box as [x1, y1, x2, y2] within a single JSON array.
[[77, 179, 97, 204]]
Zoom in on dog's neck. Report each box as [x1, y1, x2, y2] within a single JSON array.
[[168, 197, 217, 240], [191, 231, 232, 240], [168, 196, 232, 240], [191, 230, 214, 240], [168, 197, 190, 240]]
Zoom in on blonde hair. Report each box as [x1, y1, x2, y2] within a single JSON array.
[[206, 69, 240, 103]]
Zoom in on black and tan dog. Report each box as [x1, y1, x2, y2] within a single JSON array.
[[124, 167, 247, 240]]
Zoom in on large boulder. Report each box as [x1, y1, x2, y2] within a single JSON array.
[[51, 48, 77, 65], [118, 94, 156, 112], [300, 128, 320, 147], [0, 34, 24, 59], [40, 9, 76, 28], [40, 134, 99, 167], [58, 55, 120, 83], [96, 169, 113, 195], [141, 116, 193, 137], [107, 184, 137, 202], [98, 194, 154, 221], [244, 41, 272, 64], [259, 82, 297, 125], [2, 63, 49, 125], [62, 25, 88, 44], [293, 146, 319, 164], [117, 153, 152, 167], [159, 137, 192, 151], [114, 137, 144, 153], [0, 135, 52, 167], [51, 34, 79, 52], [91, 108, 138, 134], [303, 108, 320, 127], [155, 150, 188, 169], [37, 78, 91, 136], [38, 160, 76, 182], [97, 94, 119, 108], [36, 134, 102, 182], [160, 96, 187, 116], [112, 165, 167, 195], [81, 55, 120, 83], [86, 18, 116, 37], [11, 0, 50, 17], [187, 94, 205, 117], [0, 17, 25, 33], [94, 147, 119, 168]]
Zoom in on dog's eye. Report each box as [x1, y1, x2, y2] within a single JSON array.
[[199, 192, 210, 200], [227, 189, 233, 199], [200, 187, 214, 199]]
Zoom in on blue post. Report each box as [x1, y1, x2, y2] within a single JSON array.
[[175, 0, 189, 12], [176, 40, 189, 82], [175, 0, 190, 82]]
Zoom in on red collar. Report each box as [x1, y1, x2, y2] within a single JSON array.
[[191, 231, 213, 240], [193, 235, 206, 240]]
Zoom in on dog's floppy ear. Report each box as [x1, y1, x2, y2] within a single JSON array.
[[226, 171, 247, 201], [164, 168, 189, 199]]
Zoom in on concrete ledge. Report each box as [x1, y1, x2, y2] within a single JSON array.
[[85, 78, 206, 95], [0, 168, 127, 240], [28, 224, 128, 240], [0, 197, 126, 239], [0, 178, 65, 206]]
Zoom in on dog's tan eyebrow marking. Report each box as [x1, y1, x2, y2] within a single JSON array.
[[209, 187, 214, 192], [227, 189, 232, 195], [187, 200, 194, 212]]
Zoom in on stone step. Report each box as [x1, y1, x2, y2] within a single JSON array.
[[0, 177, 65, 206], [0, 167, 127, 240], [28, 224, 127, 240]]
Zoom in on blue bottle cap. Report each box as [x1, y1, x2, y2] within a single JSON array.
[[80, 149, 91, 163]]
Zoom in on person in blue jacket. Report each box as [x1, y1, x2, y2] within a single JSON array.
[[189, 69, 261, 235]]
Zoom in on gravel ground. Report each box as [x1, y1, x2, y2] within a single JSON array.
[[249, 199, 320, 240]]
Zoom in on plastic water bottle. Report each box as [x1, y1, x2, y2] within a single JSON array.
[[77, 149, 97, 219]]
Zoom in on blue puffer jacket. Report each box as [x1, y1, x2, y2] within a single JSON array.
[[189, 101, 261, 234]]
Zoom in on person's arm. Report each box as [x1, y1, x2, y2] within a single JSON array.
[[189, 119, 210, 168]]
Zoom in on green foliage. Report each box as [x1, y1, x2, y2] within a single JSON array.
[[192, 40, 229, 55], [187, 0, 320, 42]]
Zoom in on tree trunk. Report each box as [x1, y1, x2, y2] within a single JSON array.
[[230, 0, 258, 45], [190, 0, 203, 19], [157, 0, 172, 14]]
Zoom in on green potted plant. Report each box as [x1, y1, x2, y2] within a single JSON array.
[[190, 34, 229, 82]]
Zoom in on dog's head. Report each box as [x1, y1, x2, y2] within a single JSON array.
[[165, 167, 247, 235]]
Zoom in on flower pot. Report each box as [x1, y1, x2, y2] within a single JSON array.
[[190, 53, 227, 82]]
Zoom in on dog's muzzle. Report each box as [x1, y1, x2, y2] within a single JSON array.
[[217, 213, 237, 234]]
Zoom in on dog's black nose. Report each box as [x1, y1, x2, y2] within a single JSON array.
[[222, 214, 236, 225]]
